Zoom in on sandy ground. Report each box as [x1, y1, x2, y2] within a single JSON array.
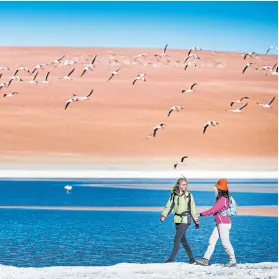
[[0, 205, 277, 217], [0, 47, 277, 171]]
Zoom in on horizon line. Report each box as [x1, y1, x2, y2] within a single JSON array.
[[0, 45, 277, 56]]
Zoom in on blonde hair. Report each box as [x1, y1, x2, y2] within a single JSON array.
[[173, 177, 187, 191]]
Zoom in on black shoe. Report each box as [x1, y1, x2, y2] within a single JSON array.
[[164, 259, 173, 263], [189, 259, 196, 264]]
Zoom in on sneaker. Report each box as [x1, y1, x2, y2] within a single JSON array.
[[189, 259, 196, 264], [164, 259, 174, 263], [196, 258, 210, 266], [223, 262, 237, 267]]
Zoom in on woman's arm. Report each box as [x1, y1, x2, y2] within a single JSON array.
[[200, 197, 226, 216], [189, 193, 199, 224], [161, 193, 175, 218]]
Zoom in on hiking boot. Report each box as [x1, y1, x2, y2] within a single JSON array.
[[164, 259, 174, 263], [223, 262, 237, 267], [189, 259, 196, 264], [196, 258, 210, 266]]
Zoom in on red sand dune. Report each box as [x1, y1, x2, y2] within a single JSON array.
[[0, 47, 277, 170]]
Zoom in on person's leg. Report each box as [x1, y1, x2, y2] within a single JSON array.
[[218, 224, 236, 264], [203, 225, 220, 260], [180, 224, 195, 261], [167, 223, 188, 261]]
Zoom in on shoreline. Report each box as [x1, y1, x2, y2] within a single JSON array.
[[0, 169, 277, 179], [0, 206, 277, 217], [0, 262, 277, 279], [75, 183, 278, 193]]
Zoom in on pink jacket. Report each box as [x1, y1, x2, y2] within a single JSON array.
[[201, 196, 231, 224]]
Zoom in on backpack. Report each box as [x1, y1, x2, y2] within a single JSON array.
[[219, 196, 237, 217]]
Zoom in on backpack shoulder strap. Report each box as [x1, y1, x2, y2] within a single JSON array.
[[187, 192, 191, 210]]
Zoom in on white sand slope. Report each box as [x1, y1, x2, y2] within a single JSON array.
[[0, 262, 277, 279]]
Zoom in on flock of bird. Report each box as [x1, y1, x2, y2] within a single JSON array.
[[142, 45, 277, 169], [0, 44, 277, 174]]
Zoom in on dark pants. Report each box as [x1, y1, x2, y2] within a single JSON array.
[[168, 223, 195, 261]]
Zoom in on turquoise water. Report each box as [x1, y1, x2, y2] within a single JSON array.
[[0, 179, 277, 267], [0, 209, 277, 267], [0, 179, 277, 206]]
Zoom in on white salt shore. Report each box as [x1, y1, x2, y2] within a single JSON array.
[[0, 262, 277, 279], [0, 169, 277, 179]]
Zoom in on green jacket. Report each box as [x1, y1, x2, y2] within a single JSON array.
[[162, 189, 199, 224]]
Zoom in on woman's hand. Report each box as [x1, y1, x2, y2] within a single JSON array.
[[160, 215, 166, 222]]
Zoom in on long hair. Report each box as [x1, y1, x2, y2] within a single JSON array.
[[173, 177, 187, 193], [216, 189, 230, 199]]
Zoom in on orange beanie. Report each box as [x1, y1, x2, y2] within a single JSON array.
[[215, 178, 228, 191]]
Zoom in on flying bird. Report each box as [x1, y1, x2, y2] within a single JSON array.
[[80, 66, 94, 77], [27, 72, 39, 84], [38, 72, 50, 85], [81, 55, 97, 77], [270, 67, 278, 76], [133, 73, 146, 85], [58, 59, 78, 67], [152, 123, 165, 137], [30, 64, 45, 75], [203, 121, 219, 134], [64, 185, 72, 194], [8, 73, 23, 86], [163, 44, 168, 56], [90, 55, 97, 66], [50, 55, 65, 66], [16, 67, 30, 73], [0, 81, 10, 90], [257, 96, 275, 108], [167, 106, 183, 117], [64, 89, 94, 110], [59, 68, 75, 80], [188, 47, 202, 56], [243, 52, 255, 60], [3, 91, 19, 98], [106, 68, 120, 82], [265, 45, 277, 55], [187, 49, 193, 56], [174, 156, 188, 169], [266, 63, 279, 76], [226, 103, 248, 113], [242, 62, 254, 74], [155, 44, 168, 58], [184, 53, 200, 63], [182, 83, 198, 93], [147, 123, 166, 138], [230, 97, 249, 106]]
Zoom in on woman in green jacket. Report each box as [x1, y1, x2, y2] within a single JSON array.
[[160, 177, 199, 264]]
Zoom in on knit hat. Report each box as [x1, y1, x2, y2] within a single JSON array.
[[215, 178, 228, 191]]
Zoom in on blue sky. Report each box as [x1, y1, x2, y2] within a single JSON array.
[[0, 1, 277, 53]]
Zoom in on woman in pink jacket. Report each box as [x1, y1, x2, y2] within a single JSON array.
[[196, 178, 237, 267]]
